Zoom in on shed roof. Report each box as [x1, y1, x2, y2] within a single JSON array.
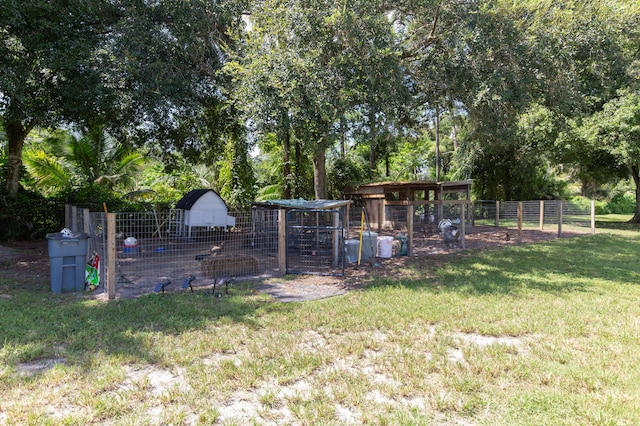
[[175, 189, 228, 210], [349, 180, 473, 196], [252, 199, 352, 210]]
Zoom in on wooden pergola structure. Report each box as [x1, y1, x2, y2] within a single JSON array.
[[346, 180, 473, 254], [347, 180, 473, 228]]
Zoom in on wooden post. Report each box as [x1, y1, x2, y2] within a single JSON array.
[[278, 209, 287, 276], [83, 208, 91, 234], [407, 204, 414, 256], [332, 211, 340, 267], [378, 202, 383, 233], [106, 212, 117, 300], [471, 201, 475, 226], [517, 202, 523, 243], [460, 202, 466, 249], [65, 204, 71, 229], [71, 205, 78, 232], [539, 200, 545, 230], [591, 200, 596, 234], [83, 208, 92, 255], [558, 200, 563, 238], [495, 200, 500, 227], [345, 202, 350, 238]]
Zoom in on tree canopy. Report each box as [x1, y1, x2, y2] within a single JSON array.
[[2, 0, 640, 227]]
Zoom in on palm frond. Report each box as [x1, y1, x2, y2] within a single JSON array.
[[256, 183, 282, 201], [22, 149, 72, 191]]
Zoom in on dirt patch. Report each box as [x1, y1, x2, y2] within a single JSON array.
[[0, 226, 586, 301]]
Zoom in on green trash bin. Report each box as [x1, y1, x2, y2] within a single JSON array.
[[46, 232, 90, 293]]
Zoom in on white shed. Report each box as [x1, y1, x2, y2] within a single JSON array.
[[173, 189, 236, 237]]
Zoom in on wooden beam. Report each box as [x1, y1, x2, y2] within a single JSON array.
[[407, 204, 414, 256], [278, 209, 287, 276], [106, 212, 116, 300], [517, 202, 523, 243]]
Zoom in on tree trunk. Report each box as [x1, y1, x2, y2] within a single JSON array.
[[4, 119, 35, 195], [340, 116, 346, 159], [280, 112, 292, 199], [435, 104, 440, 181], [369, 109, 376, 180], [293, 139, 302, 198], [313, 144, 327, 200], [630, 164, 640, 223]]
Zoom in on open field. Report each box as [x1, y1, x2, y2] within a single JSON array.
[[1, 221, 640, 425]]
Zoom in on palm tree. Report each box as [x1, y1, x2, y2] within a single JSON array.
[[23, 127, 145, 195]]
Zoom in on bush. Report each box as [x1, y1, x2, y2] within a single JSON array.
[[0, 190, 64, 241], [608, 192, 635, 214], [571, 193, 636, 215], [0, 183, 178, 242]]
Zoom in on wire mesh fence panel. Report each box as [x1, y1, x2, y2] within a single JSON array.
[[472, 201, 498, 226], [385, 205, 408, 230], [563, 201, 593, 229], [85, 209, 279, 295], [542, 201, 560, 226], [286, 210, 345, 276], [471, 200, 593, 232]]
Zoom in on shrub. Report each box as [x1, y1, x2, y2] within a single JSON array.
[[608, 192, 635, 214], [0, 190, 64, 241], [571, 193, 636, 215]]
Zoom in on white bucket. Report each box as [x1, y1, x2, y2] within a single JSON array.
[[377, 236, 394, 258]]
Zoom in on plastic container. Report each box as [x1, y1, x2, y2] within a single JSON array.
[[360, 231, 378, 261], [396, 233, 408, 256], [377, 236, 394, 258], [46, 232, 90, 293], [123, 236, 139, 253], [344, 240, 360, 263]]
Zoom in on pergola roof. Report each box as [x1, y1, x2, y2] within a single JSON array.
[[348, 180, 473, 197]]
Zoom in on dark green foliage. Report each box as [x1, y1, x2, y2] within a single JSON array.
[[328, 157, 367, 200], [0, 189, 63, 241], [218, 138, 257, 210], [0, 182, 167, 241]]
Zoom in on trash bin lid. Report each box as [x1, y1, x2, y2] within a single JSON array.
[[46, 232, 90, 240]]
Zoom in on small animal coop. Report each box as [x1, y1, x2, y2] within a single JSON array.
[[172, 189, 236, 237], [252, 199, 352, 276]]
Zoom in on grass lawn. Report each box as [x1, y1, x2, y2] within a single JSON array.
[[2, 224, 640, 425]]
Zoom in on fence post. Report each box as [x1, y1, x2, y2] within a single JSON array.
[[345, 202, 350, 237], [83, 208, 92, 254], [106, 212, 116, 300], [591, 200, 596, 234], [83, 208, 91, 234], [332, 211, 340, 268], [471, 201, 475, 226], [539, 200, 545, 230], [460, 202, 466, 249], [407, 204, 414, 256], [64, 204, 71, 229], [495, 200, 500, 227], [558, 200, 563, 238], [517, 202, 523, 243], [278, 209, 287, 276]]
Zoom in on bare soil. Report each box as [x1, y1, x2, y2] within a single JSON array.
[[0, 226, 585, 302]]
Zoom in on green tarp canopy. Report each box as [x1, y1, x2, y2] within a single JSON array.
[[252, 199, 351, 210]]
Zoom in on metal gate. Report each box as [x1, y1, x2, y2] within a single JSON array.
[[286, 209, 345, 276]]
